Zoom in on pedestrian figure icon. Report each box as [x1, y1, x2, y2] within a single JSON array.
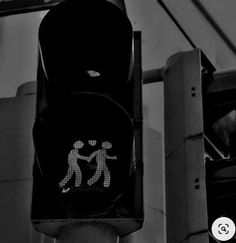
[[59, 140, 90, 190], [87, 141, 117, 188]]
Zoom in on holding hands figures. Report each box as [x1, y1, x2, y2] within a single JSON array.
[[59, 140, 118, 191]]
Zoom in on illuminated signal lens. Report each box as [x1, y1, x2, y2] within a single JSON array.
[[33, 93, 134, 215]]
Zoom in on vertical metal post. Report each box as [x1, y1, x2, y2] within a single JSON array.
[[164, 49, 209, 243]]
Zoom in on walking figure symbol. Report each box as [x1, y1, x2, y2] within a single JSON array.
[[59, 141, 90, 189], [59, 140, 117, 190], [87, 141, 117, 187]]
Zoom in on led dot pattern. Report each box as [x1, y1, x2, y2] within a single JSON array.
[[59, 140, 117, 189]]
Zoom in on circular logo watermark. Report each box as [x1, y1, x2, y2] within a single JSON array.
[[211, 217, 236, 241]]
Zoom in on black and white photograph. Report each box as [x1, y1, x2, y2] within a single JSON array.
[[0, 0, 235, 242]]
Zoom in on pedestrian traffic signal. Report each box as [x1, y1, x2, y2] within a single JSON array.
[[204, 69, 236, 242], [164, 49, 236, 242], [33, 93, 134, 216], [31, 0, 143, 238]]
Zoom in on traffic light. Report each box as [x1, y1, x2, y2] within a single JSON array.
[[164, 49, 236, 242], [31, 0, 143, 238], [205, 69, 236, 242]]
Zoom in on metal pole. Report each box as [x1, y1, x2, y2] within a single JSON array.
[[143, 68, 164, 84], [57, 223, 119, 243]]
